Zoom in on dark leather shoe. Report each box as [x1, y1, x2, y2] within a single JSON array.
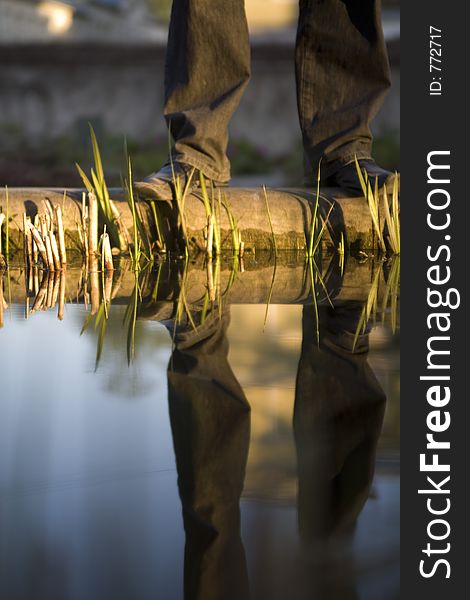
[[134, 161, 228, 201], [325, 159, 399, 196]]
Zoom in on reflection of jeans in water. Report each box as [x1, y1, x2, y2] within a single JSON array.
[[166, 304, 385, 600], [167, 311, 251, 600], [294, 305, 386, 541], [164, 0, 391, 181]]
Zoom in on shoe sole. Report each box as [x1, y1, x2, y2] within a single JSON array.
[[317, 172, 400, 197], [134, 180, 229, 201]]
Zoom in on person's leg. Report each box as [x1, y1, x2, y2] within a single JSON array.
[[164, 0, 251, 183], [296, 0, 392, 184]]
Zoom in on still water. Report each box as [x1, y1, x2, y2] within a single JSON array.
[[0, 255, 399, 600]]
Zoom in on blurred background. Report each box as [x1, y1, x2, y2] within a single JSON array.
[[0, 0, 400, 187]]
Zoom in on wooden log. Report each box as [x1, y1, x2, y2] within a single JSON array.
[[58, 272, 66, 321], [2, 186, 399, 252], [0, 276, 4, 328], [89, 256, 100, 315], [103, 271, 113, 304], [54, 205, 67, 266]]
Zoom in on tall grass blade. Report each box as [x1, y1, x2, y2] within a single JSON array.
[[262, 185, 277, 256], [307, 164, 321, 258]]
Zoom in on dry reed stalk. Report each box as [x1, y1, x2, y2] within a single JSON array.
[[32, 215, 39, 263], [41, 217, 54, 270], [88, 192, 99, 258], [50, 231, 61, 271], [44, 232, 54, 271], [101, 231, 114, 271], [33, 266, 39, 296], [58, 272, 66, 320], [43, 199, 54, 223], [54, 205, 67, 266], [28, 222, 48, 267], [26, 217, 33, 266], [44, 212, 52, 234], [206, 214, 214, 258]]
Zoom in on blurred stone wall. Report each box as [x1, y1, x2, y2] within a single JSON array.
[[0, 39, 399, 158]]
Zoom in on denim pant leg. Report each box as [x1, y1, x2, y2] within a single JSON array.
[[296, 0, 392, 179], [164, 0, 251, 182]]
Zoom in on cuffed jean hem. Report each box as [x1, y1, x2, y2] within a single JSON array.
[[173, 149, 231, 184]]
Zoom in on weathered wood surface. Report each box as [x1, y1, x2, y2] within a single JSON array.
[[1, 186, 386, 252]]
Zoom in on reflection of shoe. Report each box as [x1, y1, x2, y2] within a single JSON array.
[[325, 159, 399, 196], [134, 161, 228, 201]]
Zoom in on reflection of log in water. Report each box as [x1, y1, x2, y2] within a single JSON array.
[[0, 276, 5, 328], [3, 254, 399, 313], [103, 270, 113, 305], [58, 272, 66, 321], [89, 257, 100, 316], [30, 271, 49, 314]]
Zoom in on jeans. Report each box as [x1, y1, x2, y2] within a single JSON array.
[[164, 0, 391, 182]]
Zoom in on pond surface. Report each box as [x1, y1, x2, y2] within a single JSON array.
[[0, 255, 399, 600]]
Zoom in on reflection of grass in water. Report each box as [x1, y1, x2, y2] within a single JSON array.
[[81, 260, 170, 368], [305, 256, 335, 345], [338, 232, 345, 275], [381, 256, 400, 334], [124, 271, 140, 365], [353, 256, 400, 350], [262, 186, 277, 330], [382, 175, 400, 255], [80, 298, 108, 371]]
